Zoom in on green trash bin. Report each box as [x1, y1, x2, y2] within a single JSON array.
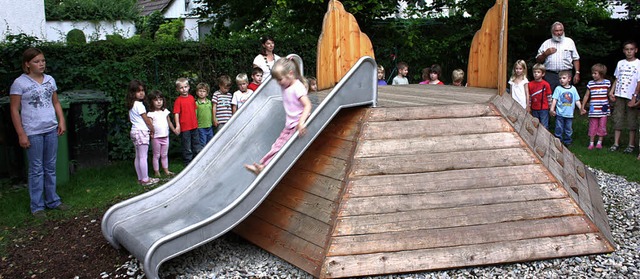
[[59, 90, 112, 170]]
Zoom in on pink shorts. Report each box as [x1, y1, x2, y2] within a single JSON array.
[[588, 117, 607, 137], [130, 128, 150, 146]]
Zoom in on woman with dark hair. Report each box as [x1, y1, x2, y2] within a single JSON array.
[[10, 47, 68, 218], [252, 35, 281, 81]]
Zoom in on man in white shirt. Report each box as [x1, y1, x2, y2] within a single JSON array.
[[536, 22, 581, 92]]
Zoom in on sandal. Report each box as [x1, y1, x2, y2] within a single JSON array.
[[609, 144, 619, 152], [623, 145, 635, 154], [140, 178, 160, 186]]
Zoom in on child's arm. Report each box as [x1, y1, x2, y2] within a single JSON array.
[[524, 85, 530, 113], [212, 105, 218, 127], [609, 79, 617, 102], [297, 95, 313, 137], [231, 104, 237, 115], [549, 98, 558, 117], [167, 113, 177, 135], [174, 113, 181, 134], [581, 89, 590, 115], [631, 81, 640, 107], [142, 113, 155, 138], [575, 100, 582, 113]]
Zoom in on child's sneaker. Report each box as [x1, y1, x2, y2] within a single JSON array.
[[595, 143, 603, 149], [588, 144, 595, 150]]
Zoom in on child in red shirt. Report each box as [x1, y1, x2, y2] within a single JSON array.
[[528, 63, 552, 130], [173, 77, 202, 165]]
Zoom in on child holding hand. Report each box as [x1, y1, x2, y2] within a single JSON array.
[[245, 58, 312, 174], [147, 90, 177, 177], [127, 80, 159, 185], [580, 64, 611, 150], [550, 71, 583, 146]]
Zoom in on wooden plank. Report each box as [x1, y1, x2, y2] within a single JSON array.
[[361, 116, 513, 140], [328, 216, 596, 255], [366, 104, 497, 122], [304, 136, 355, 161], [340, 183, 567, 216], [531, 116, 553, 162], [321, 233, 613, 278], [250, 199, 332, 247], [267, 184, 335, 224], [296, 153, 348, 180], [319, 107, 366, 141], [586, 170, 615, 244], [372, 85, 496, 108], [234, 215, 323, 277], [278, 168, 344, 201], [334, 198, 581, 236], [518, 112, 540, 148], [351, 148, 537, 176], [467, 0, 507, 91], [355, 132, 522, 158], [347, 165, 554, 197], [490, 92, 516, 117], [376, 83, 497, 96]]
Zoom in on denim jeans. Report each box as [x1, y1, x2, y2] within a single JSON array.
[[532, 110, 550, 130], [198, 127, 214, 147], [554, 115, 573, 145], [181, 129, 202, 165], [27, 129, 62, 213]]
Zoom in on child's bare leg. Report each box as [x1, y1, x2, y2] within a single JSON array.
[[154, 169, 161, 177]]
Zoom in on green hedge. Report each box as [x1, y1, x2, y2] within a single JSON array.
[[45, 0, 139, 21], [0, 34, 317, 160]]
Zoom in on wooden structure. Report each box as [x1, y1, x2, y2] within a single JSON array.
[[235, 85, 614, 278], [234, 0, 613, 277], [467, 0, 508, 94], [316, 0, 375, 90]]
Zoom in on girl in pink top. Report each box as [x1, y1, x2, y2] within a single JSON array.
[[245, 58, 312, 174]]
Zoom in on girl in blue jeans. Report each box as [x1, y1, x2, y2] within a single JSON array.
[[10, 48, 68, 218]]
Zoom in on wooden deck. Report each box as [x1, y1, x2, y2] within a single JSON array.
[[235, 85, 614, 278]]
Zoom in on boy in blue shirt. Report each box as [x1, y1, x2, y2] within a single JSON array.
[[550, 70, 583, 146]]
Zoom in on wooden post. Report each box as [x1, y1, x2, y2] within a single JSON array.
[[467, 0, 508, 95], [316, 0, 375, 90]]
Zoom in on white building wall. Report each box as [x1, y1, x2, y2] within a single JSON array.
[[45, 20, 136, 42], [0, 0, 46, 40]]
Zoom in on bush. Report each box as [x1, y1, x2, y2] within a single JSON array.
[[155, 19, 184, 42], [66, 29, 86, 45], [45, 0, 139, 21]]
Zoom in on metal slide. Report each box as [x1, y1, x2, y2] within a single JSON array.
[[101, 55, 377, 279]]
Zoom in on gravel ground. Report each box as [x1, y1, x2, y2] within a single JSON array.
[[115, 168, 639, 278]]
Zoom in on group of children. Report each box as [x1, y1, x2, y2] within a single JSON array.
[[508, 41, 640, 155], [126, 59, 317, 185], [377, 62, 466, 86]]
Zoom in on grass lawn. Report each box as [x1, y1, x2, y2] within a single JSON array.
[[0, 160, 184, 253], [568, 114, 640, 182], [1, 114, 639, 253]]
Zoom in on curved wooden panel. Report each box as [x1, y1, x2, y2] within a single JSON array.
[[467, 0, 508, 94], [316, 0, 375, 90]]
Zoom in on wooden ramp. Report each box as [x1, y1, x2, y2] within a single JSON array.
[[234, 85, 615, 278]]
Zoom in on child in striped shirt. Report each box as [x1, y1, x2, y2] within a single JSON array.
[[580, 63, 611, 150], [212, 75, 233, 133]]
